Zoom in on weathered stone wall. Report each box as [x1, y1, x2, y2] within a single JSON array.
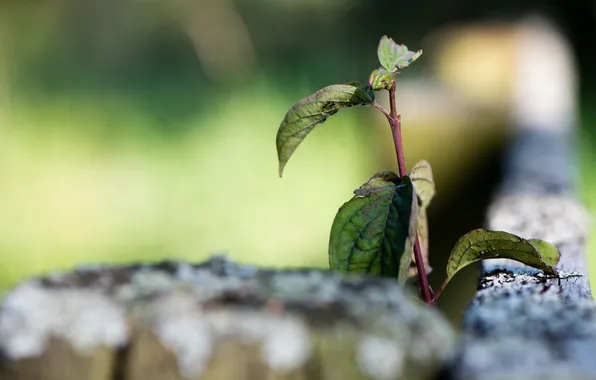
[[0, 258, 455, 380]]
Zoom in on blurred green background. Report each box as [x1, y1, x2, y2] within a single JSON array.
[[0, 0, 594, 325]]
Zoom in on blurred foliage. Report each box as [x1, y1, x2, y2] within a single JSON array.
[[580, 97, 596, 294]]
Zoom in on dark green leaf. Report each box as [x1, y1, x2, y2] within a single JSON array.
[[345, 81, 375, 101], [360, 85, 376, 102], [377, 35, 423, 72], [353, 171, 399, 196], [407, 160, 436, 277], [445, 229, 561, 283], [369, 67, 394, 91], [276, 85, 374, 177], [328, 173, 418, 284]]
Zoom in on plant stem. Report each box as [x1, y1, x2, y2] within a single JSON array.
[[388, 82, 434, 305], [388, 88, 408, 177], [433, 278, 449, 301], [373, 102, 392, 124]]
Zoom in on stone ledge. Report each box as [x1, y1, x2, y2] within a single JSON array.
[[0, 257, 455, 380]]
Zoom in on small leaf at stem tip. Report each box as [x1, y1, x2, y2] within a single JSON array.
[[369, 67, 394, 91], [407, 160, 435, 277], [276, 84, 374, 177], [328, 173, 418, 284], [444, 229, 561, 286], [377, 35, 423, 72]]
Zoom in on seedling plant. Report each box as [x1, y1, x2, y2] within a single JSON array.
[[275, 36, 562, 304]]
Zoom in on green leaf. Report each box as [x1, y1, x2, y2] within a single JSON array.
[[368, 67, 394, 91], [276, 84, 374, 177], [328, 173, 418, 284], [527, 239, 561, 267], [396, 49, 423, 70], [360, 85, 376, 102], [410, 160, 435, 209], [408, 160, 436, 277], [344, 81, 375, 101], [445, 229, 561, 283], [377, 35, 423, 72]]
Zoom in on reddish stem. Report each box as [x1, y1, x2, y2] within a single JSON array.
[[388, 88, 408, 177], [413, 237, 433, 304], [433, 278, 449, 301], [388, 83, 434, 305]]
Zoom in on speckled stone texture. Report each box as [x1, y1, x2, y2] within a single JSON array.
[[448, 183, 595, 379], [0, 256, 455, 380], [449, 17, 595, 379], [450, 114, 596, 380]]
